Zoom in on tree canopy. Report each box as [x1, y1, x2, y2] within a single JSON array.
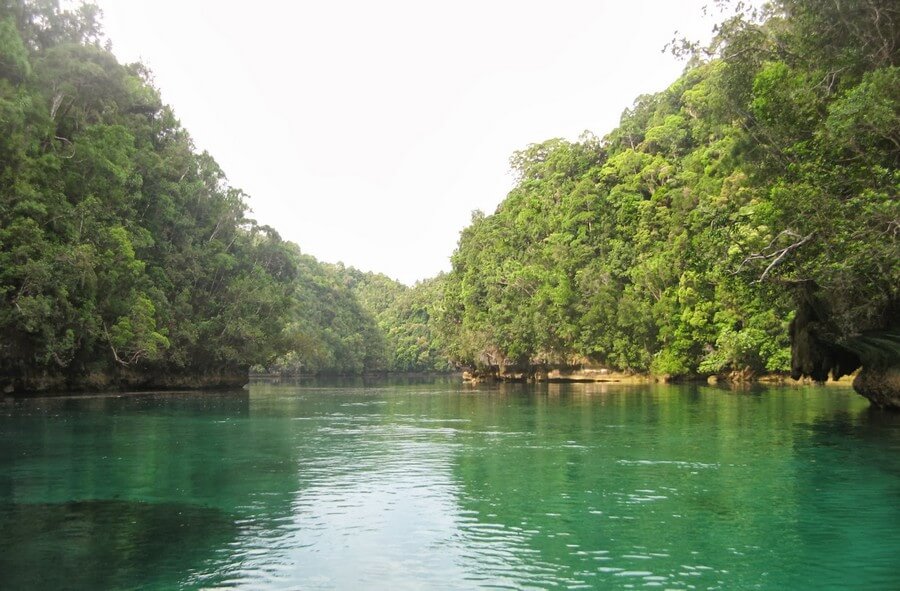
[[437, 0, 898, 379]]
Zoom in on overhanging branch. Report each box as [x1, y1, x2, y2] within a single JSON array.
[[734, 230, 816, 283]]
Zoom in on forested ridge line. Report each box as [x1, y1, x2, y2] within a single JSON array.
[[0, 1, 449, 391], [434, 0, 899, 388]]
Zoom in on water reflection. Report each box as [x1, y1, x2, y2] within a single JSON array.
[[0, 500, 237, 590], [237, 387, 534, 589], [0, 390, 299, 589], [1, 382, 898, 590], [784, 407, 900, 590]]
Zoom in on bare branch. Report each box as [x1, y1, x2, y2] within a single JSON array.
[[54, 136, 76, 159], [102, 322, 147, 366], [50, 92, 65, 119], [757, 232, 815, 282], [734, 230, 816, 282]]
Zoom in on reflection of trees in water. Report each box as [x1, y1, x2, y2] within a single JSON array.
[[0, 391, 305, 590], [446, 384, 886, 589], [249, 374, 459, 389], [787, 408, 900, 590], [802, 406, 900, 444], [3, 384, 894, 589], [0, 500, 238, 590]]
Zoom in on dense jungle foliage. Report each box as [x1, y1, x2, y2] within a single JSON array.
[[0, 1, 447, 387], [262, 259, 452, 375], [439, 0, 898, 377], [0, 1, 280, 383], [1, 0, 896, 386]]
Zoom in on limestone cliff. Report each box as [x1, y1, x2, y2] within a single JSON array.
[[790, 289, 900, 409]]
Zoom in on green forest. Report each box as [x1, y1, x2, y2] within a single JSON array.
[[0, 1, 897, 395], [0, 0, 448, 390], [441, 1, 899, 381]]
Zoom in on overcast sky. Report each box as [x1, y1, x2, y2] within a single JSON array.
[[95, 0, 722, 285]]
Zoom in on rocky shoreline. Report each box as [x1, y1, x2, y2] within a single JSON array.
[[463, 367, 649, 385], [461, 365, 859, 388]]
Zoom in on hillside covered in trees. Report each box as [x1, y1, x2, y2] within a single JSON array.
[[1, 1, 897, 403], [0, 0, 447, 391], [262, 258, 451, 376], [438, 0, 898, 395]]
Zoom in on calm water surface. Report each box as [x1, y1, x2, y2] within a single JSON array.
[[1, 380, 899, 590]]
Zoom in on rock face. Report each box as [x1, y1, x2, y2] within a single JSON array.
[[789, 296, 861, 383], [853, 365, 900, 409], [789, 290, 900, 410]]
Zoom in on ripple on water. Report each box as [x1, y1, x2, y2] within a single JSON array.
[[616, 459, 720, 469], [3, 383, 898, 590]]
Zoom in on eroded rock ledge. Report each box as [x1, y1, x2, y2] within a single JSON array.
[[789, 290, 900, 410], [853, 365, 900, 410]]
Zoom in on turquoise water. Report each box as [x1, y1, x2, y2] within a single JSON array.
[[1, 380, 898, 590]]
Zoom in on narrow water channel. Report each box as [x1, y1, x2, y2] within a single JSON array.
[[1, 380, 898, 590]]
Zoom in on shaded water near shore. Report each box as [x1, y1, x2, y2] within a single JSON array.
[[1, 380, 898, 589]]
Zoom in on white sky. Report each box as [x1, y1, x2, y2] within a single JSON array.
[[94, 0, 722, 285]]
